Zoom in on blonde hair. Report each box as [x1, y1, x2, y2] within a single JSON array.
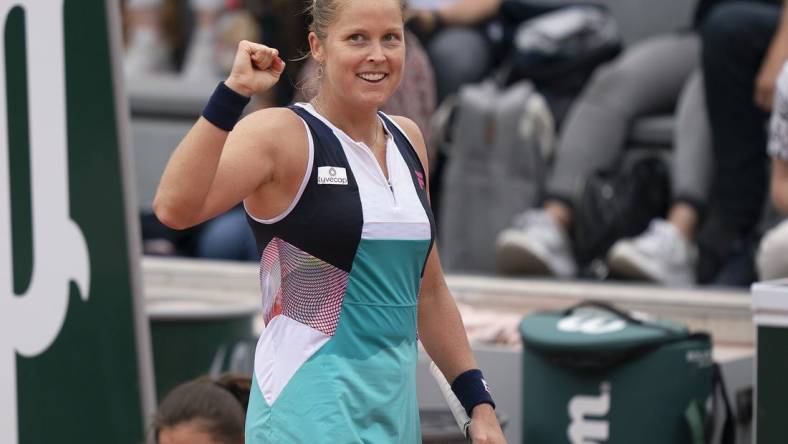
[[308, 0, 407, 40]]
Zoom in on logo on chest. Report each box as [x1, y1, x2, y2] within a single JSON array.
[[317, 166, 348, 185]]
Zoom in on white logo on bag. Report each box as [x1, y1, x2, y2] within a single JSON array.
[[317, 166, 348, 185], [558, 313, 626, 335], [686, 350, 713, 367], [568, 382, 611, 444], [0, 2, 91, 443]]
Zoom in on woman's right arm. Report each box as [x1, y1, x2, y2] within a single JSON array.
[[153, 41, 286, 229]]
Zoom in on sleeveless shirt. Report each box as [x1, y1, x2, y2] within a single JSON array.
[[244, 103, 435, 443]]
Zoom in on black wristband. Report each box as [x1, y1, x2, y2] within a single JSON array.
[[202, 82, 251, 131], [451, 369, 495, 417]]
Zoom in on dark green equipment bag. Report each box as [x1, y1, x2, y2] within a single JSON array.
[[519, 301, 733, 444]]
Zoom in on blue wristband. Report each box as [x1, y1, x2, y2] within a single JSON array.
[[201, 82, 251, 131], [451, 369, 495, 417]]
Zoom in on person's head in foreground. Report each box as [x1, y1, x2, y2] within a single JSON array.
[[154, 374, 251, 444]]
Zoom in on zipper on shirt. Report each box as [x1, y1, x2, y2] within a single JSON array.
[[357, 135, 399, 209], [388, 180, 398, 207]]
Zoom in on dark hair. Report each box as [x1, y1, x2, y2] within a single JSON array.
[[153, 373, 251, 444], [308, 0, 407, 40]]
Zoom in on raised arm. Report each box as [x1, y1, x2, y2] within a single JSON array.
[[392, 116, 506, 443], [153, 41, 286, 229]]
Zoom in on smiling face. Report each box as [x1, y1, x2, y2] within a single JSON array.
[[309, 0, 405, 110]]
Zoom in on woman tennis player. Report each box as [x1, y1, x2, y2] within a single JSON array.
[[154, 0, 505, 441]]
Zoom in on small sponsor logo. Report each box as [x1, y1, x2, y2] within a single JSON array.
[[415, 171, 425, 190], [686, 349, 713, 368], [482, 378, 491, 393], [317, 166, 348, 185]]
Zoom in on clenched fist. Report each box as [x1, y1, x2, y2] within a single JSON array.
[[224, 40, 286, 98]]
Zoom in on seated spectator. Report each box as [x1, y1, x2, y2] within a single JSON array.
[[124, 0, 258, 80], [141, 206, 257, 262], [153, 373, 251, 444], [196, 205, 258, 261], [494, 1, 724, 287], [757, 62, 788, 280], [407, 0, 501, 102], [701, 0, 786, 286]]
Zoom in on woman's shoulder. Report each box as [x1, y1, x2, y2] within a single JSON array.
[[232, 106, 307, 152], [226, 106, 311, 176], [387, 115, 423, 142], [236, 106, 304, 135], [387, 115, 429, 168]]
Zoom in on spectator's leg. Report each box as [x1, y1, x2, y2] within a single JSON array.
[[605, 67, 708, 287], [546, 33, 700, 210], [702, 2, 779, 237], [670, 69, 712, 240], [496, 33, 700, 278], [181, 0, 224, 80], [605, 68, 709, 287], [427, 26, 491, 103], [196, 208, 258, 261], [124, 0, 170, 76]]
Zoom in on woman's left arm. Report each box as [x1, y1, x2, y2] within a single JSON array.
[[392, 116, 506, 443], [419, 250, 506, 443]]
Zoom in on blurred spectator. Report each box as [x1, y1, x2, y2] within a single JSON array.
[[767, 62, 788, 214], [493, 2, 725, 287], [124, 0, 258, 80], [153, 373, 250, 444], [407, 0, 501, 102], [249, 0, 311, 106], [196, 205, 258, 261], [701, 0, 786, 286], [757, 61, 788, 280], [141, 206, 257, 261]]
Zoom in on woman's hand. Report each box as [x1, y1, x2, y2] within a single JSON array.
[[225, 40, 286, 98], [468, 404, 507, 443], [755, 38, 788, 111]]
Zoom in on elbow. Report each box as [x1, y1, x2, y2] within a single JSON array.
[[152, 197, 196, 230]]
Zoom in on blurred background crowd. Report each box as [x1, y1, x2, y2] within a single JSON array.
[[124, 0, 788, 289]]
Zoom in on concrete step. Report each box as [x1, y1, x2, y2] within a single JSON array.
[[447, 274, 753, 347], [142, 258, 755, 346]]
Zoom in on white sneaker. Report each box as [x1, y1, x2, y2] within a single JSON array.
[[607, 219, 697, 286], [495, 209, 577, 278], [124, 28, 171, 78], [181, 28, 221, 81]]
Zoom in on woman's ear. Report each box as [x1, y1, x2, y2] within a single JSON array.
[[308, 31, 325, 65]]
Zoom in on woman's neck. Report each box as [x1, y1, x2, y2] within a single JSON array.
[[311, 93, 382, 146]]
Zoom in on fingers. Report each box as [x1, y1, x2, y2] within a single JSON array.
[[269, 55, 286, 76], [250, 46, 276, 71], [235, 40, 284, 72], [226, 41, 286, 95]]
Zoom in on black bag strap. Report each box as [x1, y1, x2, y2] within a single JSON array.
[[685, 360, 737, 444], [712, 363, 736, 444]]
